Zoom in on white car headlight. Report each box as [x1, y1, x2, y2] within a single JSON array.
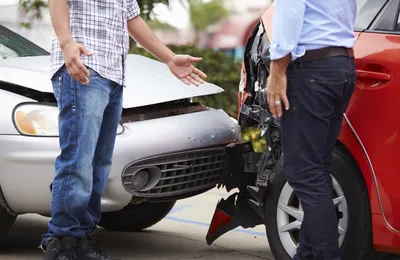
[[13, 103, 124, 136]]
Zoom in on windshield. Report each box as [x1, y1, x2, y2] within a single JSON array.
[[0, 25, 49, 59]]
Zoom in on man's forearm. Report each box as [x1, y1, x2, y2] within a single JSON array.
[[127, 16, 175, 64], [270, 54, 291, 77], [49, 0, 73, 49]]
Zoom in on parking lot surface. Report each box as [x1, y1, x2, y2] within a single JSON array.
[[1, 188, 274, 259]]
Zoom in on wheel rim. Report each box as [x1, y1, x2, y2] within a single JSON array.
[[276, 176, 348, 258]]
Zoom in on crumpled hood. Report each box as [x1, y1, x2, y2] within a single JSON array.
[[0, 54, 224, 108]]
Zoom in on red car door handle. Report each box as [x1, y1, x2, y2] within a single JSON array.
[[356, 70, 391, 81]]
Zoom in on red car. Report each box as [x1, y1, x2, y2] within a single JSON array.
[[206, 0, 400, 259]]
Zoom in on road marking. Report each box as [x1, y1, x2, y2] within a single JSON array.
[[166, 204, 267, 237], [168, 205, 192, 215], [164, 216, 266, 237]]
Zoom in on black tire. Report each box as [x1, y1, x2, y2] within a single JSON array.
[[99, 201, 176, 232], [265, 144, 373, 260], [0, 206, 16, 247]]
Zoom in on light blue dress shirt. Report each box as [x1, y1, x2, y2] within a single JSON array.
[[269, 0, 358, 61]]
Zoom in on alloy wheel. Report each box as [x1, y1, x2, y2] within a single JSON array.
[[276, 176, 348, 257]]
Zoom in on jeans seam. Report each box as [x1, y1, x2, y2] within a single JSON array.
[[58, 75, 63, 107], [65, 77, 77, 213], [85, 210, 95, 233], [72, 77, 77, 113], [110, 84, 120, 96], [292, 72, 299, 173]]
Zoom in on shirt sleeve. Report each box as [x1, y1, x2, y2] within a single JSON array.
[[269, 0, 307, 61], [127, 0, 141, 20]]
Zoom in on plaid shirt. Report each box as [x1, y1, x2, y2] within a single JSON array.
[[50, 0, 141, 86]]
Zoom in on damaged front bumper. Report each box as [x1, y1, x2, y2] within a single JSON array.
[[205, 118, 282, 245], [205, 18, 281, 245]]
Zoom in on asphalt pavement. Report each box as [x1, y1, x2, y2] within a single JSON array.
[[0, 188, 274, 260]]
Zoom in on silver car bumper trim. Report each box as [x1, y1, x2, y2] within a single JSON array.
[[122, 146, 226, 198]]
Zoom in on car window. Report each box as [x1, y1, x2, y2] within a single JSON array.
[[375, 0, 400, 31], [395, 3, 400, 30], [355, 0, 388, 30], [0, 25, 49, 59], [0, 43, 18, 59], [397, 16, 400, 31]]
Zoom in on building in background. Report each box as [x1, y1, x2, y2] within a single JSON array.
[[203, 0, 272, 60]]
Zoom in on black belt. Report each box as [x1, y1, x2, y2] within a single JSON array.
[[294, 47, 354, 63]]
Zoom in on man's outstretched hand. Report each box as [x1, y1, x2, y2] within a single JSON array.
[[167, 55, 207, 86]]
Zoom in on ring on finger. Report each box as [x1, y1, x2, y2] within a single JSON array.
[[274, 100, 281, 105]]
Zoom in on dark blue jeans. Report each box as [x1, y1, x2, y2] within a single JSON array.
[[41, 66, 123, 246], [281, 55, 356, 260]]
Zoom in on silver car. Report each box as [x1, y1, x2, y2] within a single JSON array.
[[0, 25, 241, 240]]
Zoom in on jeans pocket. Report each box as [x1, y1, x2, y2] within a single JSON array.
[[309, 78, 348, 86], [86, 67, 102, 81]]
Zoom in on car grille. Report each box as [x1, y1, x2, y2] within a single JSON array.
[[122, 147, 226, 197]]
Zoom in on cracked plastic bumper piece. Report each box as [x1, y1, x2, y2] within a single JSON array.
[[205, 19, 285, 245]]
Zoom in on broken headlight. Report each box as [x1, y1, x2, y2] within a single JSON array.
[[13, 103, 124, 136]]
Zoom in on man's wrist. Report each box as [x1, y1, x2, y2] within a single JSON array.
[[270, 54, 291, 76], [165, 52, 176, 65], [59, 37, 74, 50]]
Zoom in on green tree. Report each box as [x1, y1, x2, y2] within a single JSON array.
[[147, 19, 177, 31], [20, 0, 175, 21], [19, 0, 48, 28], [187, 0, 229, 44], [21, 0, 229, 30]]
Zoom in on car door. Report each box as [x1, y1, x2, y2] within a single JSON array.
[[343, 0, 400, 231]]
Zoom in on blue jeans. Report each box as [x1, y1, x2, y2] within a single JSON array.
[[41, 66, 123, 245], [281, 55, 356, 260]]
